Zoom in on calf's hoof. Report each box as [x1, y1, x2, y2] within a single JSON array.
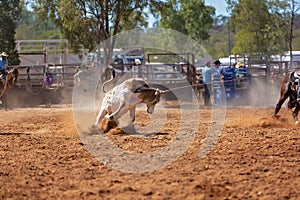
[[100, 118, 118, 133]]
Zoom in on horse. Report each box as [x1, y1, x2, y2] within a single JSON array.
[[274, 71, 300, 124], [0, 68, 19, 110]]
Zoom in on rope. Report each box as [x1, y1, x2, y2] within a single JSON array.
[[162, 78, 246, 93]]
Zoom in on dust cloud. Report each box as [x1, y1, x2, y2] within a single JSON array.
[[230, 77, 281, 108]]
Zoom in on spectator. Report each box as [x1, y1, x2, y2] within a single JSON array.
[[213, 59, 223, 105], [201, 61, 213, 106], [236, 62, 245, 69], [0, 52, 9, 78]]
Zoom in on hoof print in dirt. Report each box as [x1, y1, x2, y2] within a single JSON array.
[[87, 125, 102, 135], [121, 125, 137, 135]]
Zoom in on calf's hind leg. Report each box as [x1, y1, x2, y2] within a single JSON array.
[[106, 100, 125, 120]]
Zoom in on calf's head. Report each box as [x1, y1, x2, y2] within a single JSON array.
[[138, 88, 166, 114]]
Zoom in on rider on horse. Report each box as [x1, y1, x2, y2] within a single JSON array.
[[290, 69, 300, 102], [0, 52, 8, 78]]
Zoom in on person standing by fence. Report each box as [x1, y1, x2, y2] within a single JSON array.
[[201, 61, 213, 106], [213, 59, 223, 105]]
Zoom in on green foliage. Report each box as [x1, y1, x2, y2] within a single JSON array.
[[29, 0, 167, 64], [202, 16, 233, 59], [159, 0, 215, 42], [16, 0, 300, 60], [226, 0, 292, 55], [31, 0, 162, 52], [15, 7, 61, 40], [0, 0, 22, 65], [203, 28, 232, 59], [293, 14, 300, 49]]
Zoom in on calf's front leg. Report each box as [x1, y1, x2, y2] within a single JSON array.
[[95, 107, 107, 126]]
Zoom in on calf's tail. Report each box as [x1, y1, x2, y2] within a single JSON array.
[[102, 67, 116, 93]]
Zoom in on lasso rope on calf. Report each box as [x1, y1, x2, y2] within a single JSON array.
[[161, 79, 242, 94]]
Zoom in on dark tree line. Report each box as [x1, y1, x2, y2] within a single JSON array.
[[0, 0, 22, 65]]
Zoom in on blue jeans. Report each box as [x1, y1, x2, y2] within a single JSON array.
[[214, 89, 222, 105], [203, 83, 211, 106]]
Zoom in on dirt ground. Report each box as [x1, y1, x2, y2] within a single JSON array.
[[0, 104, 299, 200]]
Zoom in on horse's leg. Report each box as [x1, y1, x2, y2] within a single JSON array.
[[292, 103, 300, 124], [1, 95, 8, 111], [275, 92, 290, 115]]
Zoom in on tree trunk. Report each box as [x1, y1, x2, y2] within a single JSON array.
[[289, 0, 295, 68]]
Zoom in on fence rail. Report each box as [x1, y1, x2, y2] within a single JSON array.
[[15, 63, 82, 91]]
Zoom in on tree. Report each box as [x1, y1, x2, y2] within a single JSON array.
[[0, 0, 22, 65], [293, 14, 300, 50], [31, 0, 166, 66], [158, 0, 215, 43], [202, 15, 234, 59], [286, 0, 300, 62], [226, 0, 291, 55], [15, 6, 61, 40]]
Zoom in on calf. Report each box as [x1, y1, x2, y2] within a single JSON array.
[[95, 78, 165, 129]]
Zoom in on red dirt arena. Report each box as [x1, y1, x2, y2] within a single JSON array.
[[0, 102, 299, 199]]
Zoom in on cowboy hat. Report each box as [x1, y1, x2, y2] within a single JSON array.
[[214, 60, 221, 65], [135, 58, 142, 65], [1, 52, 8, 57]]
